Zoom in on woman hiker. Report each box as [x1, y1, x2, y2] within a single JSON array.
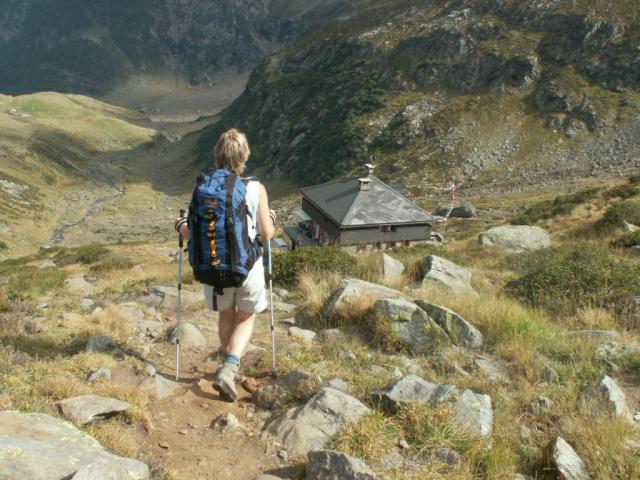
[[175, 128, 276, 401]]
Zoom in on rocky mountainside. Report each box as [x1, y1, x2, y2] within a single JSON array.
[[0, 0, 351, 95], [200, 0, 640, 192]]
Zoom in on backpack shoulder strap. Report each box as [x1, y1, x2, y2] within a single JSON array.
[[224, 173, 240, 268]]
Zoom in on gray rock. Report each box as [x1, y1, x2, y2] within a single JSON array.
[[530, 396, 555, 415], [567, 330, 621, 341], [86, 336, 117, 353], [434, 447, 460, 465], [432, 384, 459, 404], [145, 364, 156, 377], [379, 449, 422, 473], [579, 375, 631, 421], [306, 450, 378, 480], [624, 221, 640, 233], [80, 298, 95, 311], [66, 276, 97, 296], [370, 374, 438, 414], [454, 389, 494, 437], [274, 302, 296, 313], [479, 225, 550, 252], [23, 317, 48, 334], [253, 370, 322, 410], [273, 287, 290, 298], [140, 374, 182, 399], [550, 437, 590, 480], [114, 302, 144, 324], [211, 412, 242, 432], [382, 253, 405, 284], [280, 317, 296, 326], [72, 458, 147, 479], [317, 328, 347, 343], [0, 411, 149, 480], [135, 319, 165, 338], [87, 368, 112, 383], [327, 378, 349, 392], [169, 322, 207, 348], [474, 356, 511, 384], [373, 298, 450, 354], [416, 301, 484, 349], [434, 203, 477, 219], [289, 326, 316, 345], [149, 285, 202, 312], [58, 395, 129, 425], [323, 278, 410, 319], [421, 255, 478, 298], [595, 342, 640, 360], [262, 387, 370, 457]]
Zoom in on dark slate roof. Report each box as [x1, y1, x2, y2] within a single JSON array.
[[300, 175, 435, 227]]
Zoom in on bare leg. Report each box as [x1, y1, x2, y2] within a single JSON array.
[[226, 309, 256, 359], [218, 307, 236, 353]]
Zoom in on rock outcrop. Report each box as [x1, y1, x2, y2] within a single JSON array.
[[479, 226, 550, 252]]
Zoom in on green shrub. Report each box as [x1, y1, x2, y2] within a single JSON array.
[[604, 184, 640, 200], [89, 255, 135, 273], [611, 231, 640, 249], [54, 244, 109, 266], [506, 245, 640, 315], [7, 268, 67, 299], [273, 247, 360, 286], [596, 200, 640, 231], [512, 188, 601, 225]]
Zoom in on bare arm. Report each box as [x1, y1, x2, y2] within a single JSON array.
[[257, 183, 276, 241]]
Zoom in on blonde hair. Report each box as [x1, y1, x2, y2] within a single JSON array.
[[214, 128, 250, 174]]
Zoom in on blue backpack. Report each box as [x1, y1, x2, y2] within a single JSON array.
[[187, 169, 261, 294]]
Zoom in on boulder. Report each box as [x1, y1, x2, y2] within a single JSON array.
[[0, 411, 148, 480], [323, 278, 410, 319], [114, 302, 145, 324], [289, 327, 316, 345], [169, 322, 207, 348], [474, 356, 511, 384], [579, 375, 632, 421], [253, 370, 323, 410], [66, 277, 97, 296], [421, 255, 478, 297], [371, 374, 439, 414], [454, 389, 494, 437], [373, 299, 449, 354], [382, 253, 405, 284], [262, 387, 370, 457], [416, 301, 484, 349], [86, 335, 117, 353], [549, 437, 590, 480], [530, 396, 555, 415], [306, 450, 378, 480], [57, 395, 129, 425], [327, 378, 349, 392], [479, 225, 550, 252], [87, 368, 112, 383], [434, 203, 477, 219], [140, 374, 182, 400]]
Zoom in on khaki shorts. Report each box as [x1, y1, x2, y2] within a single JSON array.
[[203, 261, 267, 314]]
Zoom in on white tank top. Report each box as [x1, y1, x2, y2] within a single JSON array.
[[245, 180, 260, 241]]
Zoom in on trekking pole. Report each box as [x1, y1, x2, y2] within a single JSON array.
[[175, 209, 185, 381], [265, 238, 277, 378]]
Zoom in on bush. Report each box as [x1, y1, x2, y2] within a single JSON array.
[[611, 231, 640, 249], [511, 188, 601, 225], [597, 200, 640, 231], [506, 245, 640, 315], [272, 247, 360, 286], [89, 255, 135, 273], [7, 268, 67, 299], [54, 244, 109, 266]]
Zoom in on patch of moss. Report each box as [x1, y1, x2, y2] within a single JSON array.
[[54, 244, 109, 266], [7, 268, 67, 300]]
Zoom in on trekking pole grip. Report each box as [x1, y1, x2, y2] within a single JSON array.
[[178, 209, 185, 247]]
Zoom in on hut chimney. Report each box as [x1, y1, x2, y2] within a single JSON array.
[[364, 163, 375, 177], [358, 177, 371, 191]]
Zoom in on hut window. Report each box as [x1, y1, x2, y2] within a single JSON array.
[[380, 225, 397, 233]]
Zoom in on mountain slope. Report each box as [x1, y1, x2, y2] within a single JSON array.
[[0, 0, 352, 96], [199, 0, 640, 192]]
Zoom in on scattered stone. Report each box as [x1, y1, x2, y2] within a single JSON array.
[[382, 253, 405, 283], [149, 285, 202, 312], [80, 298, 95, 311], [379, 449, 422, 474], [431, 384, 459, 404], [374, 298, 450, 354], [288, 326, 316, 345], [421, 255, 478, 297], [479, 225, 550, 252], [624, 221, 640, 233], [273, 287, 290, 298], [37, 302, 48, 310], [280, 317, 296, 326], [474, 356, 511, 384], [114, 302, 145, 324], [595, 342, 640, 361], [317, 328, 347, 343], [398, 438, 409, 449], [327, 378, 349, 392], [0, 411, 149, 480], [454, 389, 494, 437], [434, 203, 477, 218], [38, 260, 57, 269], [145, 364, 156, 377], [86, 335, 117, 353], [579, 375, 631, 421], [211, 413, 242, 432], [253, 370, 322, 410], [530, 396, 555, 415], [371, 374, 438, 414], [87, 368, 112, 383], [549, 437, 590, 480], [567, 330, 621, 341], [136, 319, 165, 338], [66, 276, 97, 296], [447, 363, 471, 377], [23, 317, 48, 334], [416, 301, 484, 349], [58, 395, 129, 425], [323, 278, 410, 319], [541, 362, 560, 384], [262, 388, 370, 457], [169, 322, 208, 348], [434, 447, 460, 465], [274, 302, 296, 313], [140, 374, 182, 400], [306, 450, 378, 479]]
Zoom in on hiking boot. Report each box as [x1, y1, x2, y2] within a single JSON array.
[[213, 362, 239, 402]]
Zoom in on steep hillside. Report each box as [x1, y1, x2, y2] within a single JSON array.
[[0, 92, 156, 256], [0, 0, 352, 96], [200, 0, 640, 193]]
